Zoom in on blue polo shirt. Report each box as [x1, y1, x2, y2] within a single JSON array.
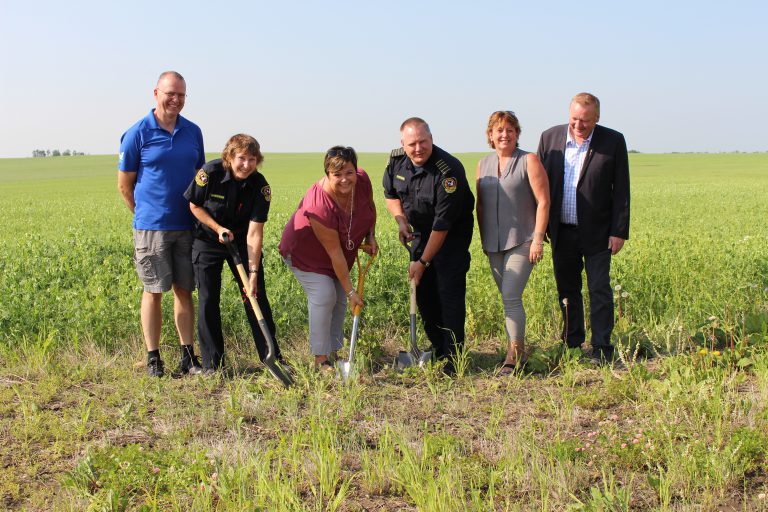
[[119, 109, 205, 230]]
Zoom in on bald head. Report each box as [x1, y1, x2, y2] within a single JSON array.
[[157, 70, 185, 86], [400, 117, 431, 134]]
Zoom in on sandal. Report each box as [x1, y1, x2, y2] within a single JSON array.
[[317, 360, 336, 373]]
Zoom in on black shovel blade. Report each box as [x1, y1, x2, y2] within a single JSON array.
[[264, 359, 293, 388], [257, 318, 293, 388]]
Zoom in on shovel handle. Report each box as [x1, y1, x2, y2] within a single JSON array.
[[351, 244, 376, 316], [222, 233, 276, 356], [402, 232, 422, 262]]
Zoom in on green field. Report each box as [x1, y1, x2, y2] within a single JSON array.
[[1, 153, 767, 510]]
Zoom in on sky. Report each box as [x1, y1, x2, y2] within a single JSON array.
[[1, 0, 766, 158]]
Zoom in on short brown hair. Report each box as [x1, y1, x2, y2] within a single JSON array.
[[571, 92, 600, 118], [400, 117, 431, 134], [486, 111, 521, 149], [221, 134, 264, 170], [324, 146, 358, 175]]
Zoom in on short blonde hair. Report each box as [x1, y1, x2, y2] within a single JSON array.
[[486, 111, 521, 149], [571, 92, 600, 118]]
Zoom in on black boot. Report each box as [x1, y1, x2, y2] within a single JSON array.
[[173, 345, 202, 377], [147, 350, 165, 378]]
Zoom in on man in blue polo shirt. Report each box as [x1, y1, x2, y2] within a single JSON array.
[[118, 70, 205, 378]]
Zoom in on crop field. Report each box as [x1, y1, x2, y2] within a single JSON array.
[[1, 152, 767, 511]]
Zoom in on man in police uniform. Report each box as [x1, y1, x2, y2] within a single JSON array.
[[118, 71, 204, 378], [383, 118, 475, 373], [184, 134, 282, 372]]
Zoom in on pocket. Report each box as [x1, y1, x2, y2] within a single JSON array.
[[192, 249, 202, 290], [416, 184, 434, 207], [393, 178, 409, 198], [134, 246, 158, 282]]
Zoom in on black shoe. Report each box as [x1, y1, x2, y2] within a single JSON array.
[[588, 350, 624, 369], [147, 356, 165, 378], [172, 355, 202, 378]]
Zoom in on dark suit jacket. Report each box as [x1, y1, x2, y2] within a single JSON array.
[[537, 124, 630, 255]]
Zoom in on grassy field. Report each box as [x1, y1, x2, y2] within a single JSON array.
[[1, 152, 767, 510]]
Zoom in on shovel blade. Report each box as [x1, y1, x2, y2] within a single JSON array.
[[338, 361, 353, 383], [395, 351, 416, 369], [395, 349, 433, 370], [265, 360, 293, 388]]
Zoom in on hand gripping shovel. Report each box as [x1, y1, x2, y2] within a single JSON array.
[[338, 245, 376, 384], [395, 232, 433, 369], [222, 234, 293, 388]]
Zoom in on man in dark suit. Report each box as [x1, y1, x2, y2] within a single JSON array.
[[537, 93, 630, 363]]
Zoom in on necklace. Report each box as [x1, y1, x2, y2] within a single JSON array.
[[344, 185, 355, 250]]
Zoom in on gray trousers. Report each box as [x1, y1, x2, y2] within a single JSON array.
[[486, 241, 534, 342], [284, 257, 347, 356]]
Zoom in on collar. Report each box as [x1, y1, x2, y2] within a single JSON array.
[[408, 145, 443, 175], [147, 108, 187, 132], [223, 169, 258, 188], [566, 125, 595, 147]]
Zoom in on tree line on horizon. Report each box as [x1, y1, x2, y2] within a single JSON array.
[[32, 149, 86, 158]]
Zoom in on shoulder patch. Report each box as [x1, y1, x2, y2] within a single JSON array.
[[390, 147, 405, 157], [435, 159, 452, 175], [261, 185, 272, 202], [195, 169, 208, 187], [443, 177, 457, 193]]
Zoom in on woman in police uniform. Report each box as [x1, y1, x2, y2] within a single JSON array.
[[184, 134, 282, 372]]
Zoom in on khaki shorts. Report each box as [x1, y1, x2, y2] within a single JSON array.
[[133, 229, 194, 293]]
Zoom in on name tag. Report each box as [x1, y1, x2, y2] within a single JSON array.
[[395, 175, 405, 181], [211, 194, 225, 200]]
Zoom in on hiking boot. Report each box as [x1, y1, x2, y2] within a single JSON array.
[[172, 354, 203, 378], [147, 356, 165, 378]]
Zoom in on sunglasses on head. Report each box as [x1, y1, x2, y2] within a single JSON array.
[[326, 147, 355, 159]]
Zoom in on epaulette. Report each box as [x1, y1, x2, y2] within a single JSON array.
[[435, 159, 452, 175], [389, 148, 405, 158]]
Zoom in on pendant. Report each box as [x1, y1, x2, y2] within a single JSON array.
[[346, 239, 354, 251]]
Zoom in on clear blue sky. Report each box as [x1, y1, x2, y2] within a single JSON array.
[[1, 0, 766, 158]]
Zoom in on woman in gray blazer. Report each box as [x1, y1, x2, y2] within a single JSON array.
[[476, 111, 550, 374]]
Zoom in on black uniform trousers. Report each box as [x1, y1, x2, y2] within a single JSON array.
[[552, 224, 614, 358], [192, 239, 280, 369], [415, 234, 472, 361]]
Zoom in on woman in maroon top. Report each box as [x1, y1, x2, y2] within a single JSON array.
[[279, 146, 377, 370]]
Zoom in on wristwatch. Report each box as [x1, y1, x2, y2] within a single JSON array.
[[418, 258, 431, 268]]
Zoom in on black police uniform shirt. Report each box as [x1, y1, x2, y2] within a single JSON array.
[[382, 145, 475, 239], [183, 159, 271, 243]]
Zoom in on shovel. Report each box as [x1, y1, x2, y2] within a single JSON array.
[[395, 232, 433, 369], [338, 244, 376, 384], [222, 233, 293, 388]]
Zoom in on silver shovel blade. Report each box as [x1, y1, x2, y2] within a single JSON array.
[[338, 361, 353, 383], [395, 350, 433, 369], [395, 351, 416, 369]]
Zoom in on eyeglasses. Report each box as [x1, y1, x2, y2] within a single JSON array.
[[158, 90, 188, 99], [326, 147, 355, 159], [493, 110, 516, 117]]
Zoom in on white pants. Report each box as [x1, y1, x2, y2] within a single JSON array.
[[284, 257, 347, 356]]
